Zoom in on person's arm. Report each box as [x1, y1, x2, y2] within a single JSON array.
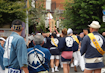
[[78, 36, 82, 51], [58, 38, 65, 52], [78, 42, 81, 51], [42, 33, 50, 37], [45, 49, 51, 63], [80, 36, 88, 55], [16, 38, 29, 73], [21, 66, 29, 73]]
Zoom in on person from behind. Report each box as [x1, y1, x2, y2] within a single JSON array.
[[27, 34, 51, 73], [67, 29, 82, 72], [79, 32, 84, 40], [83, 28, 88, 36], [49, 32, 60, 73], [27, 35, 34, 48], [80, 21, 105, 73], [0, 37, 5, 73], [3, 19, 29, 73], [102, 32, 105, 36], [58, 28, 74, 73]]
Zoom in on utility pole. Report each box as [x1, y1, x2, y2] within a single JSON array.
[[26, 0, 29, 44], [35, 0, 37, 8]]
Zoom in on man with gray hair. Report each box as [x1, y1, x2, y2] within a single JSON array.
[[27, 34, 51, 73]]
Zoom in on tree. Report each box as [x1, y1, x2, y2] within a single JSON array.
[[0, 0, 26, 27], [63, 0, 105, 33], [29, 0, 46, 33]]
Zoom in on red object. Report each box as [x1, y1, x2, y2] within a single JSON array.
[[61, 51, 73, 59]]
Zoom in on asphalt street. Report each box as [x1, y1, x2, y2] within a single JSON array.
[[49, 66, 84, 73]]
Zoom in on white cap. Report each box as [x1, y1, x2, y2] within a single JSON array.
[[88, 21, 101, 29], [57, 34, 60, 37], [0, 37, 6, 41], [67, 28, 73, 35], [28, 35, 34, 41]]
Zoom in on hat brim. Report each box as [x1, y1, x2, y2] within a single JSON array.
[[88, 25, 100, 29]]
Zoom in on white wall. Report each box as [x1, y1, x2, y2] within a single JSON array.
[[46, 0, 51, 10], [0, 28, 12, 37]]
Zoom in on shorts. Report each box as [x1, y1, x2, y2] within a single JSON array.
[[85, 68, 101, 70], [62, 61, 71, 64], [50, 55, 60, 59], [61, 56, 71, 63]]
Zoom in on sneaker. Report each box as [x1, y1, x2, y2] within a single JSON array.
[[51, 68, 55, 73], [61, 65, 63, 68], [71, 63, 74, 67], [51, 70, 55, 73], [55, 69, 59, 72]]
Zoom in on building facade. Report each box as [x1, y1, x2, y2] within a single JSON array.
[[35, 0, 65, 11]]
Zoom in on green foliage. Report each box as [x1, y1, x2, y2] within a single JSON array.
[[0, 0, 26, 27], [63, 0, 105, 33], [29, 0, 46, 33]]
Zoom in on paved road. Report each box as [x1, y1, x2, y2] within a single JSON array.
[[49, 66, 84, 73]]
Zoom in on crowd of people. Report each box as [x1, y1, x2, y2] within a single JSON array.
[[0, 19, 105, 73]]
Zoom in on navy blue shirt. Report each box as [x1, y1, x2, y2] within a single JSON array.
[[80, 32, 105, 58], [72, 35, 81, 52], [58, 36, 74, 52], [27, 45, 51, 73], [80, 32, 105, 68]]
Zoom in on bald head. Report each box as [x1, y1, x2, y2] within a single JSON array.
[[102, 32, 105, 36]]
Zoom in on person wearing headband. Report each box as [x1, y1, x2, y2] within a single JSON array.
[[3, 19, 29, 73]]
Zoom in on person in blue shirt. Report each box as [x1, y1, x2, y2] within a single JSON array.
[[0, 37, 5, 73], [3, 19, 29, 73], [80, 21, 105, 73], [27, 34, 51, 73]]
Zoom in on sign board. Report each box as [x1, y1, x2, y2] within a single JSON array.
[[50, 19, 55, 32], [0, 29, 12, 37], [103, 16, 105, 22], [0, 30, 4, 36], [103, 10, 105, 15]]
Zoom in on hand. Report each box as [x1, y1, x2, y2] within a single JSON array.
[[21, 67, 29, 73], [78, 49, 80, 51]]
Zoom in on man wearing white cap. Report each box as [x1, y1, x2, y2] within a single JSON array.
[[80, 21, 105, 73], [0, 37, 5, 73], [67, 28, 83, 72]]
